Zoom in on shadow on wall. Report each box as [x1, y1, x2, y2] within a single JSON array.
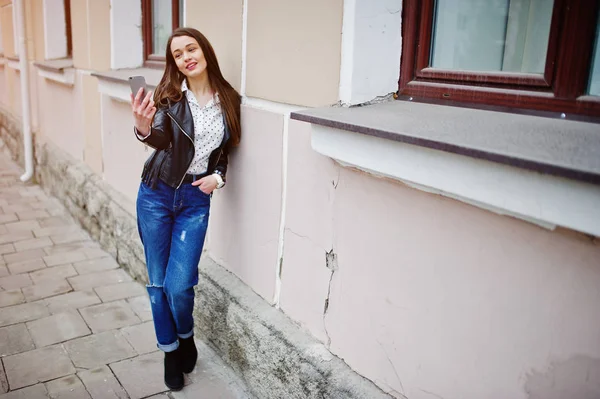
[[525, 355, 600, 399]]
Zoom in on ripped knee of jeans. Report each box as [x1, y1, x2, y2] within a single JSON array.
[[146, 284, 163, 304]]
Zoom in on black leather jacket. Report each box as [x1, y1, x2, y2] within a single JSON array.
[[136, 96, 231, 189]]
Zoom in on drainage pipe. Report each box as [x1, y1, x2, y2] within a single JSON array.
[[15, 0, 34, 182]]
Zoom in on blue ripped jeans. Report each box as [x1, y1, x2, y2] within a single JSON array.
[[136, 179, 210, 352]]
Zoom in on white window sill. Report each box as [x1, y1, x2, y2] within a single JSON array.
[[7, 57, 20, 71], [291, 101, 600, 237], [92, 68, 163, 103], [34, 58, 75, 86]]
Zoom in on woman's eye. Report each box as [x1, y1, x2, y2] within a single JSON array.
[[175, 54, 181, 59]]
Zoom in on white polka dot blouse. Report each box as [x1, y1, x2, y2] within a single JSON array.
[[181, 79, 225, 175]]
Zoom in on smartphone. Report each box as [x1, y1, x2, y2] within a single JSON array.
[[129, 76, 147, 97]]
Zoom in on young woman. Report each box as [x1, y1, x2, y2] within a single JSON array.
[[130, 28, 241, 391]]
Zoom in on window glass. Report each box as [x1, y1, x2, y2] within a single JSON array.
[[588, 9, 600, 96], [431, 0, 554, 74], [151, 0, 173, 56], [179, 0, 184, 28]]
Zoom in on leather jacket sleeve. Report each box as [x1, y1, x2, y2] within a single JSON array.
[[214, 143, 230, 181], [135, 107, 172, 150]]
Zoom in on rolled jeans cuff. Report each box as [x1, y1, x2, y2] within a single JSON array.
[[157, 340, 179, 353], [178, 328, 194, 339]]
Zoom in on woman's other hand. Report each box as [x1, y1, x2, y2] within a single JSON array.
[[191, 176, 218, 194], [131, 89, 156, 137]]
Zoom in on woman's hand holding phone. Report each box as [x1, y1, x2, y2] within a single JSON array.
[[131, 88, 156, 137]]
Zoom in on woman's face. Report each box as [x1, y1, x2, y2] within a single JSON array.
[[170, 35, 207, 78]]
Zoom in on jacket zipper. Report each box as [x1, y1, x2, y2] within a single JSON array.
[[167, 112, 195, 189], [214, 148, 223, 170]]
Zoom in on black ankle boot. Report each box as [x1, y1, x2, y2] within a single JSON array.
[[164, 350, 184, 391], [178, 336, 198, 373]]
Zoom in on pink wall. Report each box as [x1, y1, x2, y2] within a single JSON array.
[[278, 120, 600, 399], [7, 68, 22, 118], [207, 105, 284, 303], [279, 119, 339, 343], [100, 96, 152, 204], [36, 73, 83, 161], [0, 66, 7, 108]]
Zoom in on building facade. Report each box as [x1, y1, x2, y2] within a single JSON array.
[[1, 1, 599, 398]]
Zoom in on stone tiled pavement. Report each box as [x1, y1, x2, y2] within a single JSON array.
[[0, 153, 253, 399]]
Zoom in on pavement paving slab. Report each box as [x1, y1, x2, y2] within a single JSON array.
[[0, 274, 32, 291], [29, 264, 78, 285], [6, 259, 46, 275], [64, 330, 137, 369], [0, 290, 25, 308], [2, 248, 46, 265], [44, 251, 88, 267], [1, 355, 8, 394], [72, 257, 120, 275], [22, 278, 72, 302], [79, 300, 141, 333], [77, 365, 129, 399], [0, 301, 49, 327], [43, 290, 101, 314], [126, 295, 153, 322], [3, 344, 76, 390], [120, 321, 158, 355], [45, 375, 92, 399], [110, 351, 171, 399], [27, 311, 91, 347], [0, 384, 48, 398], [68, 269, 132, 292], [0, 323, 35, 357], [94, 282, 147, 303]]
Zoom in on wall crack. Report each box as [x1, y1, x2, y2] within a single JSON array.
[[323, 249, 338, 348]]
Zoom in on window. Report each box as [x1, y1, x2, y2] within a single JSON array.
[[142, 0, 183, 67], [398, 0, 600, 120], [41, 0, 72, 59]]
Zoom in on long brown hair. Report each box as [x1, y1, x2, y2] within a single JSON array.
[[154, 28, 241, 146]]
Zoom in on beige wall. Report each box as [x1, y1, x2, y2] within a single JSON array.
[[245, 0, 343, 106], [186, 0, 243, 92], [70, 0, 88, 69], [30, 0, 45, 62], [87, 0, 110, 71], [24, 0, 43, 61]]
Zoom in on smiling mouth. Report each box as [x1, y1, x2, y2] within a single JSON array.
[[186, 63, 197, 71]]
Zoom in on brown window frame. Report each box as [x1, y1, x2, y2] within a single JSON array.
[[65, 0, 72, 56], [398, 0, 600, 120], [141, 0, 181, 68]]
